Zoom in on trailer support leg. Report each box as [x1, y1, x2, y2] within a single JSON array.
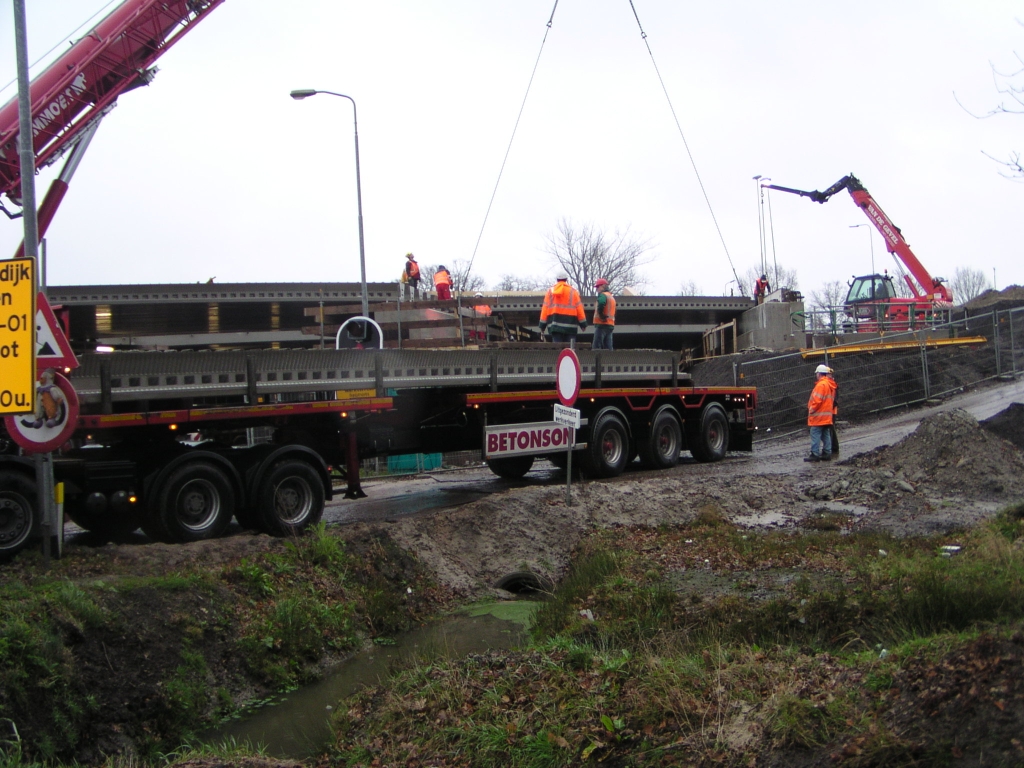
[[344, 430, 367, 500]]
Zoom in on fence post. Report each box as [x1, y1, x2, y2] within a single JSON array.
[[921, 342, 931, 400], [1011, 308, 1018, 378], [993, 309, 1002, 378]]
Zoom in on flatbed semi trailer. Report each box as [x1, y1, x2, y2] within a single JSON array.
[[0, 347, 756, 559]]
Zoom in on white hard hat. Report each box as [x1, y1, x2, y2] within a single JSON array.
[[815, 364, 831, 375]]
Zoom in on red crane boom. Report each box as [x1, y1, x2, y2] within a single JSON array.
[[764, 174, 953, 303], [0, 0, 224, 221]]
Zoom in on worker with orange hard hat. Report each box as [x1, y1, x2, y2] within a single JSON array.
[[592, 278, 616, 350]]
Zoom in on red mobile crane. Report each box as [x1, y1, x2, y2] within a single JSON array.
[[0, 0, 225, 247], [763, 174, 953, 332]]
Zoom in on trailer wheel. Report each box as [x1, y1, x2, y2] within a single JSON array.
[[256, 460, 325, 536], [155, 462, 235, 542], [486, 455, 534, 480], [584, 412, 629, 478], [0, 471, 36, 560], [637, 408, 682, 470], [688, 403, 729, 463]]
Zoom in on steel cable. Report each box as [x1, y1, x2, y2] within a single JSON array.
[[465, 0, 560, 278], [626, 0, 742, 292]]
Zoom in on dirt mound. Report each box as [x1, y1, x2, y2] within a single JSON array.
[[854, 408, 1024, 499], [981, 402, 1024, 452], [964, 284, 1024, 311]]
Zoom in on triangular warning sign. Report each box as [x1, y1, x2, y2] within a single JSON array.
[[36, 292, 79, 373]]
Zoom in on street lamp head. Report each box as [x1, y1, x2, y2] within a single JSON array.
[[290, 89, 318, 100]]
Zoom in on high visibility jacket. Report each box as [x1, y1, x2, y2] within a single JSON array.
[[473, 304, 492, 317], [433, 269, 451, 288], [539, 281, 586, 334], [406, 260, 420, 280], [754, 278, 770, 296], [593, 291, 616, 326], [807, 376, 837, 427]]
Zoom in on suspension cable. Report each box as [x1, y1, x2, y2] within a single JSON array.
[[626, 0, 742, 292], [465, 0, 560, 277]]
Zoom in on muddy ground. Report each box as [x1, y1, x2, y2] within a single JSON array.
[[5, 346, 1024, 763]]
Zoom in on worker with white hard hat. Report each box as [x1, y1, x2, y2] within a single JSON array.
[[805, 363, 837, 462]]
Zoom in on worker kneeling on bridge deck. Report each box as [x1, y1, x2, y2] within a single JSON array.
[[805, 363, 837, 462], [592, 278, 616, 350], [539, 274, 586, 343]]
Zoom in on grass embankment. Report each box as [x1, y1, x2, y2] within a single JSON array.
[[329, 505, 1024, 766], [0, 525, 450, 765]]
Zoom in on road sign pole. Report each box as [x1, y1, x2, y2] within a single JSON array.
[[565, 427, 574, 506]]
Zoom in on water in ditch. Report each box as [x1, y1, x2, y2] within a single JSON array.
[[203, 601, 539, 759]]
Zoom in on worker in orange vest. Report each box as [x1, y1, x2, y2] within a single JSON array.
[[434, 265, 452, 300], [470, 292, 491, 341], [403, 253, 421, 300], [539, 274, 586, 343], [754, 273, 771, 304], [805, 363, 837, 462], [592, 278, 616, 350]]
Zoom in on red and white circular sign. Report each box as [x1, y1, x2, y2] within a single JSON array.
[[3, 370, 80, 454], [556, 348, 581, 407]]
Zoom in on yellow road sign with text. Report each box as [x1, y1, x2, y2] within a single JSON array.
[[0, 258, 35, 415]]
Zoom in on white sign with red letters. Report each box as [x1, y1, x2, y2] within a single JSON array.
[[484, 421, 582, 459]]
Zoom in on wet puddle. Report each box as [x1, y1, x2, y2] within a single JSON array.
[[203, 601, 539, 758]]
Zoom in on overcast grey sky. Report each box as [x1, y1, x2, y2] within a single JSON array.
[[1, 1, 1021, 299]]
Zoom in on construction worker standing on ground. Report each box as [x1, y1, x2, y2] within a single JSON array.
[[592, 278, 616, 350], [434, 265, 452, 300], [403, 253, 421, 300], [539, 274, 587, 343], [805, 363, 837, 462]]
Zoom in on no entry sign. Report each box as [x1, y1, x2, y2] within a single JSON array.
[[556, 348, 581, 406]]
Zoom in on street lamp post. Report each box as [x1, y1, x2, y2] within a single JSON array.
[[290, 89, 369, 318], [849, 223, 874, 276]]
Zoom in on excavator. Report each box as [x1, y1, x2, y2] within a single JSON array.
[[0, 0, 225, 253], [763, 174, 954, 332]]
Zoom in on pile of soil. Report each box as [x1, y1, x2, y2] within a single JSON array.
[[855, 408, 1024, 499], [981, 401, 1024, 451], [964, 284, 1024, 312]]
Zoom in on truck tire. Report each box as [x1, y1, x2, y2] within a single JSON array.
[[0, 471, 36, 560], [688, 403, 729, 463], [486, 455, 534, 480], [584, 412, 629, 478], [256, 460, 325, 536], [154, 462, 235, 542], [637, 407, 682, 470]]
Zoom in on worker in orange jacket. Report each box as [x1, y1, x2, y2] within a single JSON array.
[[592, 278, 616, 350], [805, 363, 837, 462], [433, 265, 452, 300], [538, 274, 586, 343]]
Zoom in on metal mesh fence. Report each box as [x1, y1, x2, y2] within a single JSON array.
[[692, 306, 1024, 441]]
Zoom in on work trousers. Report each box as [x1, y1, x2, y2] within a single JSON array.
[[436, 284, 451, 300], [549, 330, 577, 344], [809, 425, 832, 459], [593, 324, 614, 350]]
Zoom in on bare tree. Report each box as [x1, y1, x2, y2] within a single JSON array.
[[679, 279, 704, 296], [544, 218, 653, 294], [809, 280, 849, 331], [949, 266, 989, 305], [742, 263, 799, 298], [447, 259, 486, 295], [956, 21, 1024, 180], [494, 274, 546, 292]]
